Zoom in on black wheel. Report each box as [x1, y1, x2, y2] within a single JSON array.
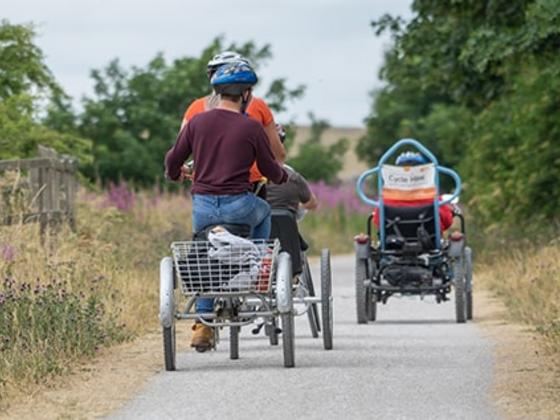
[[302, 255, 320, 338], [321, 249, 333, 350], [466, 291, 473, 321], [230, 326, 240, 360], [465, 247, 473, 320], [281, 312, 295, 368], [355, 257, 368, 324], [454, 258, 467, 323], [163, 324, 176, 371], [366, 288, 377, 321]]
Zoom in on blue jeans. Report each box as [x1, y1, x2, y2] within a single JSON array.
[[192, 192, 271, 313]]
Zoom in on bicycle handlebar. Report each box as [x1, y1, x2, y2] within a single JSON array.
[[356, 167, 380, 207]]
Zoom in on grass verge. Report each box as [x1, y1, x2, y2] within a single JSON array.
[[476, 241, 560, 353], [0, 188, 191, 406]]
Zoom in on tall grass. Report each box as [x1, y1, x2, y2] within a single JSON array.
[[476, 240, 560, 351], [0, 183, 191, 403]]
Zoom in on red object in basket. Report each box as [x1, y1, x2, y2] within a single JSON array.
[[257, 253, 272, 292]]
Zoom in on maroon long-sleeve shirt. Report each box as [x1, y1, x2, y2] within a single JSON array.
[[165, 109, 287, 195]]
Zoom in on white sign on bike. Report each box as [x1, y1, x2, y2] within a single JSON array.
[[381, 163, 436, 201]]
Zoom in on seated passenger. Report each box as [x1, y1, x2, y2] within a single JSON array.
[[266, 125, 318, 274], [266, 124, 318, 214], [373, 152, 453, 232]]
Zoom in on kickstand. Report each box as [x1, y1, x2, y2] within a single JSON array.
[[252, 322, 265, 335]]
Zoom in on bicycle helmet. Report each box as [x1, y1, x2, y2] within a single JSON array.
[[395, 151, 428, 166], [210, 61, 258, 96], [207, 51, 250, 78]]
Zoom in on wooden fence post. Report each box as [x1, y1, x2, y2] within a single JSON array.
[[1, 145, 78, 236]]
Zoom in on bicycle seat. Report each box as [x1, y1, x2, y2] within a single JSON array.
[[193, 223, 251, 240], [383, 204, 436, 252]]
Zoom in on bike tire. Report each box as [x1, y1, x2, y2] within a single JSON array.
[[321, 249, 334, 350]]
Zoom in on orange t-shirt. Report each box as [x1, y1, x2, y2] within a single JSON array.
[[182, 96, 274, 183]]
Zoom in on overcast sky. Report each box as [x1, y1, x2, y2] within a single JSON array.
[[3, 0, 412, 127]]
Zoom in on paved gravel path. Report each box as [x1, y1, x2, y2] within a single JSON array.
[[108, 255, 498, 420]]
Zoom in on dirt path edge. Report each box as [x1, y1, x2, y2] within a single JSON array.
[[474, 290, 560, 419]]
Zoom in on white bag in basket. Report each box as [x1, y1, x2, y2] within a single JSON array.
[[207, 227, 263, 288]]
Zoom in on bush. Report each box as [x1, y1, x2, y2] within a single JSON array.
[[0, 278, 126, 387]]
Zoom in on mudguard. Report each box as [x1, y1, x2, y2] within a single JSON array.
[[448, 239, 465, 258], [275, 252, 293, 314], [159, 257, 174, 328], [354, 241, 371, 259]]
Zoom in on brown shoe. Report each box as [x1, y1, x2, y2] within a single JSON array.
[[191, 323, 214, 353]]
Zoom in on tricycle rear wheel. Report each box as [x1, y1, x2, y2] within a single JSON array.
[[302, 255, 320, 338], [321, 249, 334, 350], [163, 324, 176, 371], [230, 326, 240, 360], [281, 313, 295, 368]]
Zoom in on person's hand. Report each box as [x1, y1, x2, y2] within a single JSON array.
[[452, 203, 462, 216], [180, 164, 193, 182]]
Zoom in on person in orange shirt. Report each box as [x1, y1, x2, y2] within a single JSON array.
[[181, 51, 286, 197]]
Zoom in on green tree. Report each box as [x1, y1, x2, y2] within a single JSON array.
[[359, 0, 560, 228], [56, 38, 305, 185], [288, 114, 349, 184], [0, 19, 60, 100], [0, 20, 91, 162]]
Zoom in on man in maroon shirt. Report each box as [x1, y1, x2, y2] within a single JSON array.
[[165, 61, 287, 352]]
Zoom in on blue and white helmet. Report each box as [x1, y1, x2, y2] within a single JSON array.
[[207, 51, 250, 77], [395, 151, 428, 166], [210, 61, 258, 95]]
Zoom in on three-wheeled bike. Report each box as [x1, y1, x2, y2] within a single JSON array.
[[159, 219, 333, 371]]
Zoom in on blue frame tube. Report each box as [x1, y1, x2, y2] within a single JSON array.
[[355, 138, 462, 250]]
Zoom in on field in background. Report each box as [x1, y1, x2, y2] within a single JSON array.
[[292, 126, 368, 181], [302, 181, 368, 254]]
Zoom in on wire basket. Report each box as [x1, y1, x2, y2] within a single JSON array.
[[171, 239, 280, 295]]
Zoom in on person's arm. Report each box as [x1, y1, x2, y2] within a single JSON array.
[[263, 121, 286, 163], [301, 193, 318, 210], [291, 170, 318, 210], [254, 126, 288, 184], [165, 124, 192, 182], [439, 204, 454, 231], [250, 97, 286, 162]]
